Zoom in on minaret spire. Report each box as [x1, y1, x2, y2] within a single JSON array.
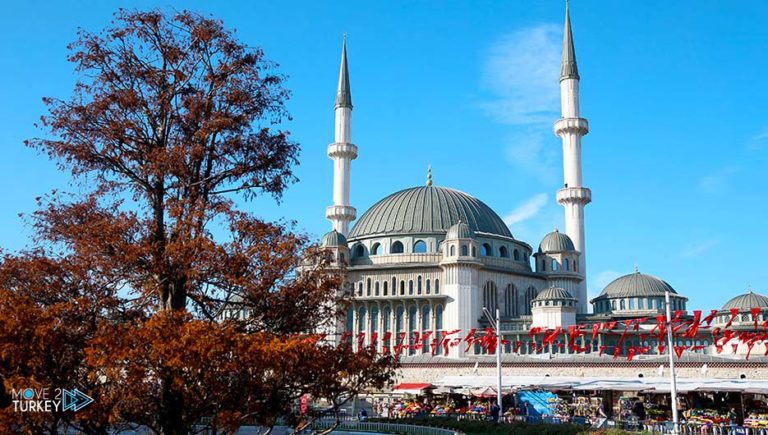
[[554, 1, 591, 314], [326, 35, 358, 236]]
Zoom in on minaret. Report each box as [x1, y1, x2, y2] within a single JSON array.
[[326, 35, 357, 236], [554, 2, 591, 314]]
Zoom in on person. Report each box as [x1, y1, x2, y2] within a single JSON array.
[[522, 401, 530, 423], [490, 403, 500, 423], [359, 408, 368, 422], [632, 400, 646, 421]]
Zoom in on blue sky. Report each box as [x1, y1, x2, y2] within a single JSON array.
[[1, 1, 767, 311]]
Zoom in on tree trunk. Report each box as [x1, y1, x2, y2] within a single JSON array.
[[159, 374, 186, 435]]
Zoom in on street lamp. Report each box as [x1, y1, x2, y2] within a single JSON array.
[[483, 307, 503, 420], [665, 290, 680, 435]]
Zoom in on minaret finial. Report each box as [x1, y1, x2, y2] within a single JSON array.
[[634, 264, 639, 273], [426, 164, 433, 186], [335, 34, 352, 109], [560, 0, 579, 81]]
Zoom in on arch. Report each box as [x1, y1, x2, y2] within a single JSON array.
[[461, 245, 468, 256], [408, 305, 418, 355], [383, 307, 391, 332], [513, 249, 519, 260], [413, 240, 427, 253], [400, 280, 405, 296], [374, 281, 380, 296], [500, 246, 509, 258], [417, 276, 423, 295], [346, 309, 354, 336], [370, 243, 381, 256], [563, 258, 570, 271], [383, 281, 388, 296], [620, 299, 626, 310], [450, 245, 456, 256], [504, 284, 518, 317], [611, 300, 617, 310], [371, 307, 379, 333], [392, 277, 397, 294], [481, 243, 492, 257], [472, 246, 476, 257], [354, 244, 365, 258], [483, 281, 498, 314], [395, 306, 404, 333], [426, 279, 431, 294], [357, 282, 363, 297], [366, 278, 371, 296], [391, 241, 404, 254], [628, 298, 635, 310], [421, 305, 431, 353], [357, 306, 367, 333], [435, 305, 443, 330], [435, 279, 440, 294], [551, 259, 558, 271], [408, 280, 414, 295]]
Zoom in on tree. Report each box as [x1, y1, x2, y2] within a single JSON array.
[[0, 9, 396, 434]]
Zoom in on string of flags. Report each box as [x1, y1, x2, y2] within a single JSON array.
[[317, 307, 768, 360]]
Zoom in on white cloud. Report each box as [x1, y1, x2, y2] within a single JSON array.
[[747, 130, 768, 151], [504, 129, 560, 182], [680, 238, 720, 259], [504, 193, 548, 226], [697, 166, 738, 194], [588, 270, 623, 301], [480, 24, 561, 125]]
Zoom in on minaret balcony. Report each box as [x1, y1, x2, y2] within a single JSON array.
[[326, 205, 356, 222], [557, 187, 591, 205], [554, 117, 589, 136], [327, 142, 358, 160]]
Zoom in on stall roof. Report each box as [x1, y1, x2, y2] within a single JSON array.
[[392, 383, 434, 395], [435, 375, 768, 394]]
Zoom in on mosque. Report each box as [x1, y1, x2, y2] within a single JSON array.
[[317, 4, 768, 375]]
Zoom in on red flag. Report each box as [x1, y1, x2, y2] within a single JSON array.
[[674, 310, 683, 321], [725, 308, 740, 328], [658, 345, 666, 354], [673, 346, 686, 359], [684, 310, 702, 338], [752, 307, 762, 331], [591, 323, 600, 341], [731, 343, 739, 353], [703, 310, 718, 327], [613, 346, 621, 360], [598, 345, 607, 356], [514, 341, 522, 353], [627, 347, 637, 361]]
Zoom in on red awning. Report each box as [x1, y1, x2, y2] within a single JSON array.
[[392, 383, 434, 394]]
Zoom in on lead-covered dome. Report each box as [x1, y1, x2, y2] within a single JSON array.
[[600, 271, 677, 298], [533, 286, 575, 302], [721, 290, 768, 311], [321, 229, 347, 247], [348, 186, 512, 239], [538, 229, 575, 253]]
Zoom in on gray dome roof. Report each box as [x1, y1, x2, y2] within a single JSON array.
[[538, 229, 575, 253], [599, 271, 678, 298], [533, 286, 575, 301], [446, 221, 474, 239], [348, 186, 512, 239], [321, 229, 347, 247], [721, 291, 768, 311]]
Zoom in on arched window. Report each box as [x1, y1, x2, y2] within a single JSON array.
[[391, 241, 404, 254], [620, 299, 626, 310], [354, 244, 365, 258], [358, 282, 363, 296], [481, 243, 492, 257], [628, 298, 634, 310], [461, 245, 468, 256], [524, 287, 537, 315], [408, 305, 418, 355], [450, 245, 456, 256], [541, 260, 546, 271], [513, 249, 519, 260], [374, 281, 380, 296], [371, 307, 379, 334], [435, 279, 440, 294], [408, 280, 414, 295], [472, 246, 476, 257], [383, 281, 388, 296], [400, 281, 405, 295], [483, 281, 498, 313], [551, 259, 558, 271], [358, 307, 367, 333], [563, 258, 570, 271], [392, 277, 397, 293], [395, 306, 404, 334], [435, 305, 443, 331], [413, 240, 427, 253], [421, 305, 431, 353], [611, 300, 617, 310], [504, 284, 518, 317], [366, 278, 372, 296], [638, 298, 644, 310], [500, 246, 509, 258], [417, 276, 422, 295], [370, 243, 381, 255], [426, 279, 431, 294], [346, 309, 354, 336]]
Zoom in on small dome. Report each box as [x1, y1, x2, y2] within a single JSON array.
[[446, 221, 475, 239], [538, 229, 575, 253], [599, 270, 677, 298], [321, 230, 347, 247], [721, 290, 768, 311], [533, 286, 575, 302]]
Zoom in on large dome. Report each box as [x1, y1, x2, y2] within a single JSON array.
[[721, 290, 768, 311], [599, 271, 677, 298], [348, 186, 513, 239]]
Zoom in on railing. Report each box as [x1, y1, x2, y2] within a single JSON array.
[[308, 420, 463, 435]]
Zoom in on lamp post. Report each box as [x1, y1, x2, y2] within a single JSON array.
[[483, 307, 503, 420], [665, 290, 679, 435]]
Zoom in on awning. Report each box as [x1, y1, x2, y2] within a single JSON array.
[[392, 383, 434, 395]]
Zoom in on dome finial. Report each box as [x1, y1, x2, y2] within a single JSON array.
[[634, 264, 640, 273], [748, 284, 753, 294], [426, 164, 433, 187]]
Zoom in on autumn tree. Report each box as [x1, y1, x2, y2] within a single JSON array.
[[0, 9, 396, 434]]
